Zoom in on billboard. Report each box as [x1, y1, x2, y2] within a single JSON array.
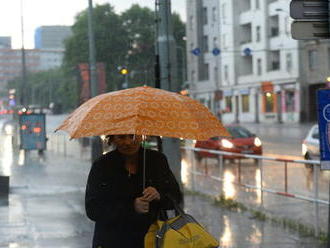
[[78, 63, 107, 105], [19, 114, 46, 150]]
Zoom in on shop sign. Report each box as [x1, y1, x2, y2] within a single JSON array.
[[223, 89, 233, 96], [239, 88, 250, 95], [261, 81, 273, 93]]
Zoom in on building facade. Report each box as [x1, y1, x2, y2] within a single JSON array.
[[0, 48, 64, 90], [0, 37, 11, 48], [34, 25, 72, 50], [186, 0, 330, 124]]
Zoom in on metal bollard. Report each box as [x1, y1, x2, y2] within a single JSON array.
[[190, 150, 196, 192], [313, 163, 320, 236], [0, 176, 9, 196], [218, 155, 224, 195]]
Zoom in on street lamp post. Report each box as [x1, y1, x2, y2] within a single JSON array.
[[176, 45, 186, 85], [20, 0, 28, 107], [87, 0, 103, 162]]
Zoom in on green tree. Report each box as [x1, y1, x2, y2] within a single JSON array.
[[64, 3, 128, 91], [64, 3, 186, 93], [7, 68, 78, 112]]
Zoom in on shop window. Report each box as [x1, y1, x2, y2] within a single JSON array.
[[264, 92, 274, 112], [225, 96, 232, 112], [285, 91, 295, 112], [242, 95, 249, 112]]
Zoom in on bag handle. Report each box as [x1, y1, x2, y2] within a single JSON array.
[[163, 194, 185, 217]]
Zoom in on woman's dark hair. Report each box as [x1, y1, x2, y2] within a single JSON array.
[[105, 135, 114, 146]]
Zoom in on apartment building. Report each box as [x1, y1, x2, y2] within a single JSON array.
[[186, 0, 221, 119], [186, 0, 330, 123]]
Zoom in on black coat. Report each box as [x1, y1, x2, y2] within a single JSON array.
[[85, 148, 183, 248]]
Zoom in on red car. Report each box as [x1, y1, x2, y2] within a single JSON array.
[[194, 125, 262, 160]]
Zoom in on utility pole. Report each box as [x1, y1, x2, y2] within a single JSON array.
[[156, 0, 182, 186], [87, 0, 102, 162], [20, 0, 27, 107], [88, 0, 98, 98]]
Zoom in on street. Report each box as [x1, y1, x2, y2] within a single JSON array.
[[0, 114, 326, 247]]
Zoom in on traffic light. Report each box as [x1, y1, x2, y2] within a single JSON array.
[[119, 67, 129, 75]]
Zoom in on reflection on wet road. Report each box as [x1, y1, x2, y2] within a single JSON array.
[[0, 114, 326, 247], [182, 149, 329, 246]]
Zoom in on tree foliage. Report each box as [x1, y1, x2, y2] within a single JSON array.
[[8, 4, 186, 112]]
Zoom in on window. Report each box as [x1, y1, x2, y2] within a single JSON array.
[[224, 65, 229, 81], [212, 7, 217, 22], [286, 53, 292, 72], [203, 35, 209, 52], [191, 70, 196, 82], [256, 0, 260, 9], [203, 7, 208, 25], [225, 96, 232, 112], [269, 50, 280, 71], [222, 3, 227, 20], [214, 66, 219, 83], [256, 26, 261, 42], [269, 15, 279, 37], [222, 34, 228, 48], [189, 16, 193, 31], [308, 50, 317, 70], [257, 58, 262, 75], [213, 37, 218, 48], [199, 63, 209, 81], [242, 95, 249, 112]]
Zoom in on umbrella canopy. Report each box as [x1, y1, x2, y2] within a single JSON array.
[[55, 86, 229, 140]]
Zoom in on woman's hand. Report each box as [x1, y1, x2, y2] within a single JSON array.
[[142, 186, 160, 202], [134, 197, 150, 214]]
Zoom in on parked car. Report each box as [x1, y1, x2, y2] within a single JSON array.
[[194, 125, 262, 160], [302, 124, 320, 161]]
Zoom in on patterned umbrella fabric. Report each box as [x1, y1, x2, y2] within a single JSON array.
[[55, 86, 229, 140]]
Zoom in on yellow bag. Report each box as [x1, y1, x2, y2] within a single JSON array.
[[144, 210, 219, 248]]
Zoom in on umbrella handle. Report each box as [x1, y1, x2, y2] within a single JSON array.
[[143, 145, 146, 190], [142, 136, 146, 191]]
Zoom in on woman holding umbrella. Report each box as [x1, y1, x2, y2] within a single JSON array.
[[56, 86, 229, 247], [85, 134, 183, 248]]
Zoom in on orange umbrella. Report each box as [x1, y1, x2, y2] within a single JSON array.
[[55, 86, 229, 140]]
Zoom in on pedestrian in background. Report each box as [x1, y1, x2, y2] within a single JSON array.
[[85, 134, 182, 248]]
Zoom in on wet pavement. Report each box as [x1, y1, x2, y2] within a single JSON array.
[[0, 115, 326, 247]]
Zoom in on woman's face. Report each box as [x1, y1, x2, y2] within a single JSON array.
[[112, 135, 142, 156]]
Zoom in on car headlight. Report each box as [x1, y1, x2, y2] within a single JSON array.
[[221, 139, 234, 149], [4, 124, 13, 134], [302, 143, 307, 156], [254, 137, 262, 147]]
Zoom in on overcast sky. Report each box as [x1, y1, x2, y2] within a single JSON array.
[[0, 0, 186, 49]]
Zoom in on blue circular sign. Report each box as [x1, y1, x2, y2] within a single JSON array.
[[212, 48, 221, 56], [323, 104, 330, 121], [243, 48, 252, 56], [191, 48, 201, 56]]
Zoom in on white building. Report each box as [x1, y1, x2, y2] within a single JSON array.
[[38, 49, 64, 71], [186, 0, 330, 124]]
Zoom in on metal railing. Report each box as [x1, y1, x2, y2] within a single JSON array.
[[182, 146, 325, 235]]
